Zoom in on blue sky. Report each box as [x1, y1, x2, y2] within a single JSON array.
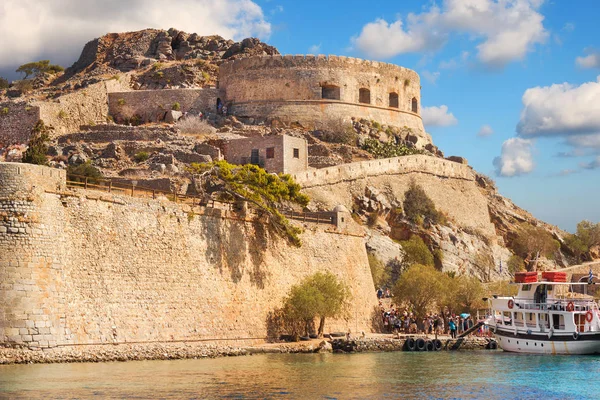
[[1, 0, 598, 231]]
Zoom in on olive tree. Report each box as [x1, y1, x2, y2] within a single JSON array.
[[392, 264, 445, 318]]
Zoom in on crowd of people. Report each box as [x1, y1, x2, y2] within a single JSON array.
[[377, 288, 492, 338]]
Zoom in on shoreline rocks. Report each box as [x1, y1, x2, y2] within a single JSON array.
[[0, 336, 494, 365]]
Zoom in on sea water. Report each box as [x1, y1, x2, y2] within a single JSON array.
[[1, 351, 599, 399]]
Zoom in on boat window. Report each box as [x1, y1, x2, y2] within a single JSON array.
[[552, 314, 565, 330], [522, 284, 532, 291]]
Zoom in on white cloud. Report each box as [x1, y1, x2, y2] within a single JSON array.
[[422, 105, 458, 127], [477, 124, 494, 137], [422, 70, 440, 84], [308, 43, 321, 54], [517, 76, 600, 138], [493, 138, 535, 177], [439, 51, 470, 69], [576, 49, 600, 69], [352, 0, 548, 67], [0, 0, 271, 70]]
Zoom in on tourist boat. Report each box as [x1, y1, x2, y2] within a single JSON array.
[[487, 271, 600, 354]]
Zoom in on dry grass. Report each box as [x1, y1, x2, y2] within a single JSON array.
[[176, 116, 216, 137]]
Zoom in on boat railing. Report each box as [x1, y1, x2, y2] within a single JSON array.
[[513, 299, 597, 312]]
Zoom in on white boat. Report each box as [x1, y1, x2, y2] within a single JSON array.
[[487, 271, 600, 355]]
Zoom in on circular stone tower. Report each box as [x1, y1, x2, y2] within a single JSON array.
[[219, 54, 428, 143]]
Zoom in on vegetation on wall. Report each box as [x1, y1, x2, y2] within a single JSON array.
[[134, 151, 150, 163], [282, 272, 350, 337], [403, 180, 442, 225], [0, 77, 9, 89], [565, 220, 600, 261], [187, 160, 310, 246], [22, 120, 52, 166], [399, 235, 434, 270], [360, 138, 422, 159], [368, 253, 391, 288]]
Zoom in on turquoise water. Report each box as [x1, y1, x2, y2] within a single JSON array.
[[1, 351, 599, 399]]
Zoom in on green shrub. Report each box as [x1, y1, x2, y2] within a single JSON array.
[[511, 223, 560, 261], [399, 235, 434, 268], [14, 80, 33, 94], [134, 151, 150, 163], [371, 120, 381, 130], [367, 253, 390, 288], [152, 62, 164, 71], [67, 161, 103, 184], [155, 71, 164, 79], [22, 120, 52, 165], [360, 138, 422, 159], [507, 254, 525, 274], [403, 180, 441, 225], [201, 71, 211, 82], [57, 110, 67, 119], [117, 98, 126, 106], [172, 102, 181, 111], [0, 77, 9, 89], [1, 107, 8, 116]]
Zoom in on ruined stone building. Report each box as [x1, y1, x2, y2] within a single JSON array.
[[223, 134, 308, 174]]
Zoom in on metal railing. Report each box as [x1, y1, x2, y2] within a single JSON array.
[[65, 174, 336, 225], [512, 299, 598, 312]]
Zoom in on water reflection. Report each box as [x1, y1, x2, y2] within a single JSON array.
[[1, 352, 599, 399]]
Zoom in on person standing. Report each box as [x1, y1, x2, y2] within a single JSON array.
[[449, 318, 457, 339]]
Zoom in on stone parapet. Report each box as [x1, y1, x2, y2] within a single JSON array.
[[294, 155, 475, 187]]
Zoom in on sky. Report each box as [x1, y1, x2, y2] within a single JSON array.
[[0, 0, 599, 232]]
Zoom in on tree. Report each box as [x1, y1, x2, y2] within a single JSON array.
[[308, 272, 351, 337], [399, 235, 434, 268], [564, 234, 588, 262], [188, 161, 310, 246], [282, 272, 350, 337], [0, 77, 9, 89], [403, 181, 441, 225], [67, 161, 103, 184], [507, 254, 525, 274], [576, 220, 600, 250], [22, 120, 52, 165], [16, 60, 64, 79], [511, 223, 560, 267], [368, 253, 390, 288], [392, 264, 445, 318], [452, 276, 486, 315]]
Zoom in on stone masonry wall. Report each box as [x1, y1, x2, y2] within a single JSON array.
[[295, 155, 496, 237], [108, 88, 219, 123], [0, 162, 378, 349], [219, 55, 426, 137], [0, 103, 41, 146]]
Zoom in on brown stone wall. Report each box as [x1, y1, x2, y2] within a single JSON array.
[[108, 88, 219, 123], [296, 155, 496, 237], [0, 103, 41, 146], [0, 162, 377, 349], [219, 55, 426, 136]]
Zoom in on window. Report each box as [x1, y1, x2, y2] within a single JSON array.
[[251, 149, 260, 165], [359, 88, 371, 104], [411, 97, 418, 113], [293, 148, 299, 159], [321, 85, 340, 100], [266, 147, 275, 159], [389, 92, 399, 108]]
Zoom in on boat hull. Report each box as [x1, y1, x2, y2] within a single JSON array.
[[493, 329, 600, 355]]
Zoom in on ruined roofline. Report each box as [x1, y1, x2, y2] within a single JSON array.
[[219, 54, 418, 78]]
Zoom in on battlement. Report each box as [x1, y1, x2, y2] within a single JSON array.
[[219, 54, 418, 78], [294, 155, 475, 187]]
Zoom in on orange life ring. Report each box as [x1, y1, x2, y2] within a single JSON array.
[[508, 299, 514, 309], [586, 311, 594, 323], [566, 302, 575, 312]]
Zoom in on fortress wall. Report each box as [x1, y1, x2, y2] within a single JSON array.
[[0, 103, 41, 146], [232, 101, 424, 134], [108, 88, 219, 123], [36, 81, 120, 136], [0, 162, 378, 349], [219, 55, 424, 133], [0, 163, 68, 348], [296, 155, 496, 237]]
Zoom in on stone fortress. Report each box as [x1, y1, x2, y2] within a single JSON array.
[[0, 49, 514, 351]]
